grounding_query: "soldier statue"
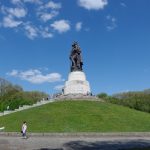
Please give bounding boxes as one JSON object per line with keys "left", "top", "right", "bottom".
{"left": 70, "top": 42, "right": 83, "bottom": 72}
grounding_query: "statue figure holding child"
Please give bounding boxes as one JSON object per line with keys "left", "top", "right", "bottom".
{"left": 70, "top": 42, "right": 83, "bottom": 72}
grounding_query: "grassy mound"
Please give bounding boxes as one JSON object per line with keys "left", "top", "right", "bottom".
{"left": 1, "top": 100, "right": 150, "bottom": 132}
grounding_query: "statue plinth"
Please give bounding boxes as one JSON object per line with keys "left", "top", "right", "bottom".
{"left": 64, "top": 71, "right": 91, "bottom": 95}
{"left": 63, "top": 42, "right": 91, "bottom": 96}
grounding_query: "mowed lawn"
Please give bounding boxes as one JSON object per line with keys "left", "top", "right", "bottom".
{"left": 1, "top": 100, "right": 150, "bottom": 132}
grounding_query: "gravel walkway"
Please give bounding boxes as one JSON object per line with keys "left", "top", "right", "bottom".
{"left": 0, "top": 134, "right": 150, "bottom": 150}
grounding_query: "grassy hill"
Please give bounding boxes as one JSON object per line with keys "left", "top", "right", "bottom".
{"left": 1, "top": 100, "right": 150, "bottom": 132}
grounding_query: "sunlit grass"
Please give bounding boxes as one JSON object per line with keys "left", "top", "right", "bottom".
{"left": 1, "top": 100, "right": 150, "bottom": 132}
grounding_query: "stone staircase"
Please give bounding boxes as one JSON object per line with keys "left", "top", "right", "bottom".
{"left": 0, "top": 95, "right": 100, "bottom": 116}
{"left": 0, "top": 99, "right": 55, "bottom": 117}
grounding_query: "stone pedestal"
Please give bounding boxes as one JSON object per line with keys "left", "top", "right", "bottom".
{"left": 64, "top": 71, "right": 91, "bottom": 95}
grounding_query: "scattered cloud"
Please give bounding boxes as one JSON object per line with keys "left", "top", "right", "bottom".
{"left": 0, "top": 0, "right": 112, "bottom": 39}
{"left": 24, "top": 0, "right": 42, "bottom": 4}
{"left": 40, "top": 27, "right": 53, "bottom": 38}
{"left": 24, "top": 23, "right": 53, "bottom": 39}
{"left": 24, "top": 23, "right": 38, "bottom": 39}
{"left": 7, "top": 69, "right": 63, "bottom": 84}
{"left": 37, "top": 1, "right": 61, "bottom": 22}
{"left": 0, "top": 1, "right": 67, "bottom": 39}
{"left": 120, "top": 2, "right": 127, "bottom": 7}
{"left": 3, "top": 7, "right": 27, "bottom": 18}
{"left": 2, "top": 15, "right": 22, "bottom": 28}
{"left": 106, "top": 15, "right": 117, "bottom": 31}
{"left": 44, "top": 1, "right": 61, "bottom": 9}
{"left": 39, "top": 67, "right": 49, "bottom": 71}
{"left": 75, "top": 22, "right": 82, "bottom": 31}
{"left": 11, "top": 0, "right": 42, "bottom": 5}
{"left": 51, "top": 20, "right": 70, "bottom": 33}
{"left": 8, "top": 69, "right": 18, "bottom": 76}
{"left": 78, "top": 0, "right": 108, "bottom": 10}
{"left": 39, "top": 11, "right": 59, "bottom": 22}
{"left": 84, "top": 27, "right": 90, "bottom": 32}
{"left": 0, "top": 5, "right": 25, "bottom": 28}
{"left": 11, "top": 0, "right": 22, "bottom": 5}
{"left": 54, "top": 85, "right": 64, "bottom": 91}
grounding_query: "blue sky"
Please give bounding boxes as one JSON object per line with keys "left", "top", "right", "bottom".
{"left": 0, "top": 0, "right": 150, "bottom": 95}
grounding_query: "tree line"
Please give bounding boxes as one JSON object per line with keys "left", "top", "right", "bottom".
{"left": 0, "top": 77, "right": 48, "bottom": 112}
{"left": 97, "top": 89, "right": 150, "bottom": 113}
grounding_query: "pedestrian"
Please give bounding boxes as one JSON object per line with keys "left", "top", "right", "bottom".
{"left": 21, "top": 121, "right": 27, "bottom": 139}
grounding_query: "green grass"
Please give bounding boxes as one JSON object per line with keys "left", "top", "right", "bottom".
{"left": 1, "top": 100, "right": 150, "bottom": 132}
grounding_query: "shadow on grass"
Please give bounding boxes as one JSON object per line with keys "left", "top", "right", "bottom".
{"left": 38, "top": 140, "right": 150, "bottom": 150}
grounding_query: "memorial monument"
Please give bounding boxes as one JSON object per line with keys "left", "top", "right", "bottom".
{"left": 64, "top": 42, "right": 91, "bottom": 95}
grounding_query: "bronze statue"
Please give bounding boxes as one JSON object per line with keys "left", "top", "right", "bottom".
{"left": 70, "top": 42, "right": 83, "bottom": 72}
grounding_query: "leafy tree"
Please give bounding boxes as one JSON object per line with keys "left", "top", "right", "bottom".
{"left": 0, "top": 77, "right": 48, "bottom": 112}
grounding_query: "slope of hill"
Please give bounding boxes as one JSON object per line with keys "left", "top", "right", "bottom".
{"left": 1, "top": 100, "right": 150, "bottom": 132}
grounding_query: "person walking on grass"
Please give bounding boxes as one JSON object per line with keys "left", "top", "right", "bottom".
{"left": 21, "top": 121, "right": 27, "bottom": 139}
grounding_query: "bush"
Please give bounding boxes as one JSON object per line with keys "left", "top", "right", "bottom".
{"left": 97, "top": 93, "right": 108, "bottom": 99}
{"left": 104, "top": 90, "right": 150, "bottom": 113}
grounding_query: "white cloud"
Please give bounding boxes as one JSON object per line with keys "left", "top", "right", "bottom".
{"left": 2, "top": 15, "right": 22, "bottom": 28}
{"left": 24, "top": 0, "right": 42, "bottom": 4}
{"left": 45, "top": 1, "right": 61, "bottom": 9}
{"left": 0, "top": 6, "right": 26, "bottom": 28}
{"left": 7, "top": 69, "right": 18, "bottom": 76}
{"left": 75, "top": 22, "right": 82, "bottom": 31}
{"left": 39, "top": 11, "right": 58, "bottom": 22}
{"left": 12, "top": 0, "right": 42, "bottom": 5}
{"left": 24, "top": 23, "right": 53, "bottom": 39}
{"left": 41, "top": 31, "right": 53, "bottom": 38}
{"left": 37, "top": 1, "right": 61, "bottom": 22}
{"left": 38, "top": 1, "right": 61, "bottom": 11}
{"left": 40, "top": 27, "right": 53, "bottom": 38}
{"left": 54, "top": 85, "right": 64, "bottom": 90}
{"left": 51, "top": 20, "right": 70, "bottom": 33}
{"left": 7, "top": 7, "right": 27, "bottom": 18}
{"left": 8, "top": 69, "right": 63, "bottom": 84}
{"left": 106, "top": 15, "right": 117, "bottom": 31}
{"left": 78, "top": 0, "right": 108, "bottom": 10}
{"left": 0, "top": 1, "right": 69, "bottom": 39}
{"left": 24, "top": 24, "right": 38, "bottom": 39}
{"left": 11, "top": 0, "right": 21, "bottom": 5}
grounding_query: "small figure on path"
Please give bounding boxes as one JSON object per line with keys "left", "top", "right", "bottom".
{"left": 21, "top": 121, "right": 27, "bottom": 139}
{"left": 7, "top": 106, "right": 9, "bottom": 110}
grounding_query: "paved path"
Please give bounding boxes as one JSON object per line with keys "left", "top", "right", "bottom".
{"left": 0, "top": 135, "right": 150, "bottom": 150}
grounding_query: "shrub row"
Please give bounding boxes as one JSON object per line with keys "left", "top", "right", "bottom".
{"left": 97, "top": 91, "right": 150, "bottom": 113}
